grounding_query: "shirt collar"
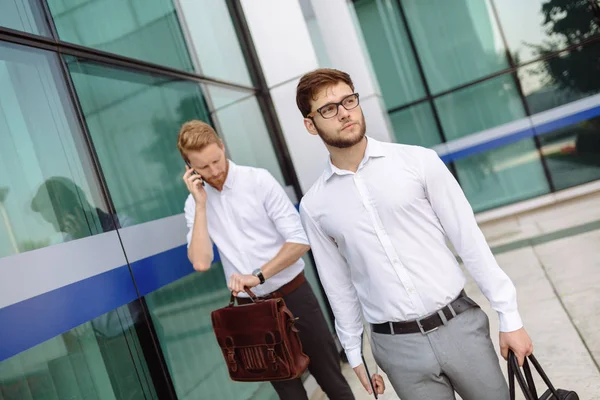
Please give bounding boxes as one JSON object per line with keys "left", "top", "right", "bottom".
{"left": 324, "top": 136, "right": 386, "bottom": 181}
{"left": 223, "top": 160, "right": 237, "bottom": 190}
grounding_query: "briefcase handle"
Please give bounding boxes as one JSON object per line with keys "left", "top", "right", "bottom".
{"left": 508, "top": 351, "right": 560, "bottom": 400}
{"left": 228, "top": 287, "right": 259, "bottom": 307}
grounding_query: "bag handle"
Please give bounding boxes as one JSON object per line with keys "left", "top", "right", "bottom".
{"left": 509, "top": 352, "right": 534, "bottom": 400}
{"left": 508, "top": 351, "right": 560, "bottom": 400}
{"left": 228, "top": 287, "right": 259, "bottom": 307}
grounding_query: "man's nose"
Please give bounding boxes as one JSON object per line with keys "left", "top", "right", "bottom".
{"left": 337, "top": 104, "right": 350, "bottom": 120}
{"left": 209, "top": 165, "right": 220, "bottom": 176}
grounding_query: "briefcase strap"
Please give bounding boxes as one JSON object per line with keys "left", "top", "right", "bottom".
{"left": 235, "top": 272, "right": 306, "bottom": 306}
{"left": 229, "top": 288, "right": 258, "bottom": 307}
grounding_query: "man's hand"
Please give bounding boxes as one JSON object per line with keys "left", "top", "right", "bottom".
{"left": 228, "top": 273, "right": 260, "bottom": 296}
{"left": 183, "top": 166, "right": 207, "bottom": 206}
{"left": 353, "top": 363, "right": 385, "bottom": 395}
{"left": 500, "top": 327, "right": 533, "bottom": 366}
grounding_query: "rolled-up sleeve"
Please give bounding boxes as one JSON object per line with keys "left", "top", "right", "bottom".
{"left": 261, "top": 171, "right": 309, "bottom": 245}
{"left": 300, "top": 202, "right": 364, "bottom": 368}
{"left": 183, "top": 194, "right": 195, "bottom": 248}
{"left": 420, "top": 148, "right": 523, "bottom": 332}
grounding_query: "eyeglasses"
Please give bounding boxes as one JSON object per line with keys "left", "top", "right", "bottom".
{"left": 307, "top": 93, "right": 360, "bottom": 119}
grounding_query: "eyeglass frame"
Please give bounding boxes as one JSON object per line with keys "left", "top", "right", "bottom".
{"left": 306, "top": 93, "right": 360, "bottom": 119}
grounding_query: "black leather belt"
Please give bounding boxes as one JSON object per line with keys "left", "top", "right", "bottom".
{"left": 371, "top": 290, "right": 478, "bottom": 335}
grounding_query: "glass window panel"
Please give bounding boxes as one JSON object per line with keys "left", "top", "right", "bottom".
{"left": 0, "top": 0, "right": 50, "bottom": 36}
{"left": 435, "top": 74, "right": 526, "bottom": 141}
{"left": 493, "top": 0, "right": 600, "bottom": 65}
{"left": 353, "top": 0, "right": 426, "bottom": 108}
{"left": 402, "top": 0, "right": 509, "bottom": 94}
{"left": 145, "top": 264, "right": 277, "bottom": 399}
{"left": 454, "top": 139, "right": 550, "bottom": 212}
{"left": 66, "top": 58, "right": 211, "bottom": 225}
{"left": 519, "top": 42, "right": 600, "bottom": 114}
{"left": 0, "top": 42, "right": 109, "bottom": 259}
{"left": 177, "top": 0, "right": 253, "bottom": 85}
{"left": 539, "top": 115, "right": 600, "bottom": 190}
{"left": 204, "top": 86, "right": 285, "bottom": 186}
{"left": 389, "top": 101, "right": 442, "bottom": 147}
{"left": 0, "top": 303, "right": 157, "bottom": 399}
{"left": 47, "top": 0, "right": 193, "bottom": 71}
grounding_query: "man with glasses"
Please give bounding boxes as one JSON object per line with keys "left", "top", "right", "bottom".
{"left": 297, "top": 68, "right": 533, "bottom": 400}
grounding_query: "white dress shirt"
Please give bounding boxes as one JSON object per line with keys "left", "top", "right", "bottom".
{"left": 299, "top": 137, "right": 523, "bottom": 368}
{"left": 184, "top": 161, "right": 308, "bottom": 297}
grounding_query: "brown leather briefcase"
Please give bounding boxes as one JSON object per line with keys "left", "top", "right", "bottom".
{"left": 211, "top": 288, "right": 310, "bottom": 382}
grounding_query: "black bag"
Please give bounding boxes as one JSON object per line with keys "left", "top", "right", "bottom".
{"left": 508, "top": 351, "right": 579, "bottom": 400}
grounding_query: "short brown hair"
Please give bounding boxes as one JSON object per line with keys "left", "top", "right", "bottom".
{"left": 177, "top": 120, "right": 221, "bottom": 161}
{"left": 296, "top": 68, "right": 354, "bottom": 117}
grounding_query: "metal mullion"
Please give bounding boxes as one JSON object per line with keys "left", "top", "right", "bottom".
{"left": 0, "top": 26, "right": 258, "bottom": 93}
{"left": 387, "top": 97, "right": 430, "bottom": 115}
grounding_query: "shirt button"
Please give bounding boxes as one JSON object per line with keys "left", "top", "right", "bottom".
{"left": 393, "top": 259, "right": 399, "bottom": 264}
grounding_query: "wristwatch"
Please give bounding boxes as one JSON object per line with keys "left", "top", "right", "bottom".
{"left": 252, "top": 268, "right": 265, "bottom": 285}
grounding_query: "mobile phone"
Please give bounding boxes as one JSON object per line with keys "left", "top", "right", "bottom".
{"left": 185, "top": 161, "right": 204, "bottom": 186}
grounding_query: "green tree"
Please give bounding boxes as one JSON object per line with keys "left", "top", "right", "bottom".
{"left": 531, "top": 0, "right": 600, "bottom": 94}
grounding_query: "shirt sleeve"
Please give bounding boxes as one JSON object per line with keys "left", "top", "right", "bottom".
{"left": 183, "top": 194, "right": 195, "bottom": 248}
{"left": 299, "top": 202, "right": 365, "bottom": 368}
{"left": 260, "top": 171, "right": 309, "bottom": 245}
{"left": 419, "top": 148, "right": 523, "bottom": 332}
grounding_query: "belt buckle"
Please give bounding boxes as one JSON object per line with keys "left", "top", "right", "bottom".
{"left": 417, "top": 316, "right": 438, "bottom": 335}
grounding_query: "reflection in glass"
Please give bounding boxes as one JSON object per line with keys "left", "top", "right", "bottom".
{"left": 0, "top": 0, "right": 50, "bottom": 36}
{"left": 146, "top": 264, "right": 277, "bottom": 399}
{"left": 402, "top": 0, "right": 509, "bottom": 93}
{"left": 66, "top": 58, "right": 211, "bottom": 225}
{"left": 0, "top": 42, "right": 108, "bottom": 259}
{"left": 519, "top": 42, "right": 600, "bottom": 114}
{"left": 454, "top": 139, "right": 550, "bottom": 211}
{"left": 493, "top": 0, "right": 599, "bottom": 64}
{"left": 435, "top": 74, "right": 526, "bottom": 141}
{"left": 47, "top": 0, "right": 193, "bottom": 71}
{"left": 389, "top": 101, "right": 442, "bottom": 147}
{"left": 0, "top": 303, "right": 157, "bottom": 399}
{"left": 539, "top": 115, "right": 600, "bottom": 190}
{"left": 353, "top": 0, "right": 426, "bottom": 108}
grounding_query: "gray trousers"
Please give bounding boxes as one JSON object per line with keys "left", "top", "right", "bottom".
{"left": 371, "top": 307, "right": 509, "bottom": 400}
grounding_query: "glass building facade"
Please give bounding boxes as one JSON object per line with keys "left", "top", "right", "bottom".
{"left": 0, "top": 1, "right": 331, "bottom": 399}
{"left": 3, "top": 1, "right": 600, "bottom": 399}
{"left": 353, "top": 0, "right": 600, "bottom": 211}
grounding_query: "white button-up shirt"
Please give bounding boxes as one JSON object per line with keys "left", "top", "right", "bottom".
{"left": 184, "top": 161, "right": 308, "bottom": 297}
{"left": 299, "top": 137, "right": 522, "bottom": 368}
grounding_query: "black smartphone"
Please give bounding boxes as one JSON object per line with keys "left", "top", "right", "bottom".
{"left": 185, "top": 161, "right": 204, "bottom": 186}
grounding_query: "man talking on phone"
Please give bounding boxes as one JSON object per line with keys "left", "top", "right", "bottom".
{"left": 177, "top": 120, "right": 372, "bottom": 399}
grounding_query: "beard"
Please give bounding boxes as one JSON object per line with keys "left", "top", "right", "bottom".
{"left": 315, "top": 113, "right": 367, "bottom": 149}
{"left": 205, "top": 159, "right": 229, "bottom": 190}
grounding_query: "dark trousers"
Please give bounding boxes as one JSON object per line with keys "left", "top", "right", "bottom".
{"left": 271, "top": 281, "right": 354, "bottom": 400}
